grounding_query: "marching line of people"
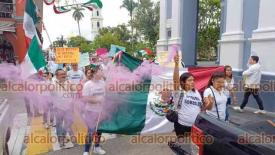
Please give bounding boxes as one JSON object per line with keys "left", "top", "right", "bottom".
{"left": 24, "top": 58, "right": 109, "bottom": 154}
{"left": 22, "top": 50, "right": 266, "bottom": 154}
{"left": 166, "top": 53, "right": 266, "bottom": 145}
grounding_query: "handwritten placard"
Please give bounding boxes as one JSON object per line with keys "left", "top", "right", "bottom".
{"left": 55, "top": 47, "right": 80, "bottom": 64}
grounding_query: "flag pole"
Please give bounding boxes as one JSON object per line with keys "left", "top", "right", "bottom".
{"left": 42, "top": 21, "right": 54, "bottom": 49}
{"left": 89, "top": 110, "right": 102, "bottom": 155}
{"left": 32, "top": 0, "right": 53, "bottom": 49}
{"left": 41, "top": 21, "right": 56, "bottom": 62}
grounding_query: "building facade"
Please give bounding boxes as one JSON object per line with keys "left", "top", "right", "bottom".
{"left": 91, "top": 8, "right": 103, "bottom": 41}
{"left": 219, "top": 0, "right": 275, "bottom": 77}
{"left": 157, "top": 0, "right": 182, "bottom": 52}
{"left": 157, "top": 0, "right": 275, "bottom": 75}
{"left": 0, "top": 0, "right": 43, "bottom": 63}
{"left": 157, "top": 0, "right": 275, "bottom": 112}
{"left": 157, "top": 0, "right": 198, "bottom": 66}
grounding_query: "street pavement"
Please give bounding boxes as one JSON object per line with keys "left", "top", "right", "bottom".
{"left": 43, "top": 107, "right": 275, "bottom": 155}
{"left": 43, "top": 135, "right": 174, "bottom": 155}
{"left": 0, "top": 92, "right": 175, "bottom": 155}
{"left": 1, "top": 90, "right": 275, "bottom": 155}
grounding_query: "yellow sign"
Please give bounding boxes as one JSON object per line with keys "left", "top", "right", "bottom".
{"left": 157, "top": 51, "right": 182, "bottom": 68}
{"left": 55, "top": 47, "right": 80, "bottom": 64}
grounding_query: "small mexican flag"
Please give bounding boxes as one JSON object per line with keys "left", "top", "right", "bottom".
{"left": 82, "top": 0, "right": 103, "bottom": 10}
{"left": 21, "top": 0, "right": 46, "bottom": 79}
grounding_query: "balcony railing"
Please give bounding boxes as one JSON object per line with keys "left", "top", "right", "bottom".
{"left": 0, "top": 2, "right": 14, "bottom": 19}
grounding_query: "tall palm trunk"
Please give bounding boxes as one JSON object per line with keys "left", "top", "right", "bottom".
{"left": 131, "top": 14, "right": 134, "bottom": 52}
{"left": 77, "top": 20, "right": 81, "bottom": 36}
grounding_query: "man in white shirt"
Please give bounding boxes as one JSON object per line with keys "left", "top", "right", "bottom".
{"left": 234, "top": 56, "right": 265, "bottom": 114}
{"left": 67, "top": 63, "right": 84, "bottom": 84}
{"left": 52, "top": 69, "right": 75, "bottom": 148}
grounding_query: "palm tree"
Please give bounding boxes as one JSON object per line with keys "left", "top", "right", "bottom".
{"left": 72, "top": 5, "right": 85, "bottom": 36}
{"left": 120, "top": 0, "right": 138, "bottom": 51}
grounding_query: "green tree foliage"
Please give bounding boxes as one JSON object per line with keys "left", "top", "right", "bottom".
{"left": 120, "top": 0, "right": 138, "bottom": 18}
{"left": 120, "top": 0, "right": 138, "bottom": 51}
{"left": 67, "top": 36, "right": 93, "bottom": 53}
{"left": 92, "top": 24, "right": 150, "bottom": 56}
{"left": 132, "top": 0, "right": 159, "bottom": 47}
{"left": 99, "top": 24, "right": 131, "bottom": 43}
{"left": 91, "top": 32, "right": 126, "bottom": 51}
{"left": 197, "top": 0, "right": 221, "bottom": 60}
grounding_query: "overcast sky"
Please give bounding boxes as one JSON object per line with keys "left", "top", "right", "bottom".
{"left": 42, "top": 0, "right": 159, "bottom": 49}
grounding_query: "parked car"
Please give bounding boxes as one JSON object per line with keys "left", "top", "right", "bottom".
{"left": 170, "top": 112, "right": 275, "bottom": 155}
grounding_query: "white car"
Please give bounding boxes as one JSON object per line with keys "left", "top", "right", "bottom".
{"left": 0, "top": 98, "right": 11, "bottom": 155}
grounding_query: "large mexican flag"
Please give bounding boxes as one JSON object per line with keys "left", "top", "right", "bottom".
{"left": 21, "top": 0, "right": 46, "bottom": 79}
{"left": 98, "top": 52, "right": 174, "bottom": 135}
{"left": 98, "top": 52, "right": 224, "bottom": 135}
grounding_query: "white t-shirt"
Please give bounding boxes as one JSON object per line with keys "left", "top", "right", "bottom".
{"left": 243, "top": 63, "right": 262, "bottom": 89}
{"left": 67, "top": 70, "right": 84, "bottom": 84}
{"left": 204, "top": 86, "right": 227, "bottom": 121}
{"left": 224, "top": 78, "right": 234, "bottom": 98}
{"left": 174, "top": 90, "right": 202, "bottom": 127}
{"left": 82, "top": 80, "right": 105, "bottom": 112}
{"left": 51, "top": 80, "right": 73, "bottom": 111}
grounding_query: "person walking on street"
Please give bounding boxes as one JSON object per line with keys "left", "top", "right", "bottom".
{"left": 42, "top": 72, "right": 54, "bottom": 129}
{"left": 51, "top": 69, "right": 75, "bottom": 148}
{"left": 234, "top": 55, "right": 265, "bottom": 114}
{"left": 82, "top": 66, "right": 106, "bottom": 155}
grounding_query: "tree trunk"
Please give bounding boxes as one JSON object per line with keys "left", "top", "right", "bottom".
{"left": 77, "top": 20, "right": 81, "bottom": 36}
{"left": 131, "top": 14, "right": 134, "bottom": 52}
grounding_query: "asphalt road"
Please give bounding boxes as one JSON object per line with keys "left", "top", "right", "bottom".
{"left": 43, "top": 135, "right": 175, "bottom": 155}
{"left": 0, "top": 92, "right": 175, "bottom": 155}
{"left": 1, "top": 91, "right": 275, "bottom": 155}
{"left": 43, "top": 106, "right": 275, "bottom": 155}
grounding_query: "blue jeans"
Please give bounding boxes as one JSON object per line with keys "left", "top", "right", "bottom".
{"left": 55, "top": 108, "right": 74, "bottom": 143}
{"left": 225, "top": 98, "right": 231, "bottom": 121}
{"left": 24, "top": 96, "right": 39, "bottom": 117}
{"left": 83, "top": 111, "right": 101, "bottom": 152}
{"left": 43, "top": 102, "right": 54, "bottom": 124}
{"left": 84, "top": 129, "right": 102, "bottom": 152}
{"left": 240, "top": 88, "right": 264, "bottom": 110}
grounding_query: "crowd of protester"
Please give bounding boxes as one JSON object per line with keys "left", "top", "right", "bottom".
{"left": 21, "top": 49, "right": 266, "bottom": 154}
